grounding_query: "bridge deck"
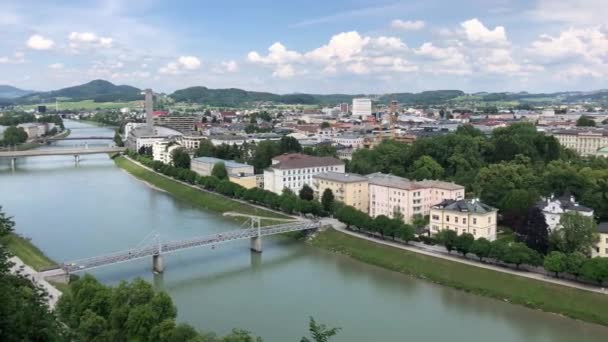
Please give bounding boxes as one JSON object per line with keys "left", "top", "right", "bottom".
{"left": 52, "top": 221, "right": 320, "bottom": 274}
{"left": 46, "top": 136, "right": 114, "bottom": 141}
{"left": 0, "top": 147, "right": 126, "bottom": 158}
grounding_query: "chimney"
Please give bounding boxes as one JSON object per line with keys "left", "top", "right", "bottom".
{"left": 144, "top": 89, "right": 154, "bottom": 134}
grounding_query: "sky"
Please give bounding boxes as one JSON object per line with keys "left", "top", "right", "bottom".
{"left": 0, "top": 0, "right": 607, "bottom": 94}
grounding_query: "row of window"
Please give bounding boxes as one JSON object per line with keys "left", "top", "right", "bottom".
{"left": 285, "top": 166, "right": 340, "bottom": 175}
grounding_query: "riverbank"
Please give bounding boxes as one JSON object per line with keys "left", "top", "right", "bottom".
{"left": 311, "top": 228, "right": 608, "bottom": 327}
{"left": 1, "top": 233, "right": 57, "bottom": 271}
{"left": 1, "top": 128, "right": 71, "bottom": 152}
{"left": 113, "top": 156, "right": 290, "bottom": 221}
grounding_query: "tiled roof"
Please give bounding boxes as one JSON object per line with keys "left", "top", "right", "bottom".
{"left": 192, "top": 156, "right": 251, "bottom": 169}
{"left": 417, "top": 179, "right": 464, "bottom": 191}
{"left": 367, "top": 173, "right": 422, "bottom": 190}
{"left": 433, "top": 199, "right": 496, "bottom": 214}
{"left": 536, "top": 195, "right": 593, "bottom": 213}
{"left": 597, "top": 222, "right": 608, "bottom": 234}
{"left": 270, "top": 153, "right": 343, "bottom": 169}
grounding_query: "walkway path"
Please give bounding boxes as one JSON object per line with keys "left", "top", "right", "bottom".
{"left": 328, "top": 221, "right": 607, "bottom": 295}
{"left": 9, "top": 256, "right": 62, "bottom": 308}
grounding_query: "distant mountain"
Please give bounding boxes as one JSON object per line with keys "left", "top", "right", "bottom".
{"left": 0, "top": 85, "right": 35, "bottom": 99}
{"left": 16, "top": 80, "right": 142, "bottom": 103}
{"left": 169, "top": 87, "right": 464, "bottom": 107}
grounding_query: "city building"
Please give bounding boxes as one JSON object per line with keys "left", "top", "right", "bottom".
{"left": 190, "top": 156, "right": 254, "bottom": 177}
{"left": 340, "top": 103, "right": 349, "bottom": 113}
{"left": 367, "top": 173, "right": 464, "bottom": 223}
{"left": 332, "top": 134, "right": 366, "bottom": 149}
{"left": 153, "top": 116, "right": 198, "bottom": 133}
{"left": 536, "top": 195, "right": 594, "bottom": 232}
{"left": 592, "top": 223, "right": 608, "bottom": 258}
{"left": 124, "top": 122, "right": 145, "bottom": 138}
{"left": 430, "top": 199, "right": 498, "bottom": 241}
{"left": 550, "top": 128, "right": 608, "bottom": 156}
{"left": 17, "top": 123, "right": 46, "bottom": 138}
{"left": 313, "top": 172, "right": 369, "bottom": 213}
{"left": 264, "top": 153, "right": 345, "bottom": 194}
{"left": 352, "top": 98, "right": 372, "bottom": 120}
{"left": 152, "top": 140, "right": 182, "bottom": 165}
{"left": 182, "top": 134, "right": 207, "bottom": 150}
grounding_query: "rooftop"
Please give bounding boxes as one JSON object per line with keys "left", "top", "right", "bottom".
{"left": 367, "top": 173, "right": 422, "bottom": 190}
{"left": 536, "top": 195, "right": 593, "bottom": 213}
{"left": 433, "top": 199, "right": 496, "bottom": 214}
{"left": 313, "top": 172, "right": 368, "bottom": 183}
{"left": 417, "top": 179, "right": 465, "bottom": 191}
{"left": 598, "top": 222, "right": 608, "bottom": 234}
{"left": 192, "top": 156, "right": 251, "bottom": 169}
{"left": 270, "top": 153, "right": 343, "bottom": 170}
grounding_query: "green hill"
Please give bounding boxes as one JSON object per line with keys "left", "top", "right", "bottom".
{"left": 16, "top": 80, "right": 142, "bottom": 103}
{"left": 0, "top": 85, "right": 34, "bottom": 99}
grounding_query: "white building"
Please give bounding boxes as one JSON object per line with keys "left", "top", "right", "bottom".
{"left": 182, "top": 134, "right": 207, "bottom": 150}
{"left": 125, "top": 122, "right": 145, "bottom": 139}
{"left": 152, "top": 140, "right": 182, "bottom": 165}
{"left": 536, "top": 195, "right": 594, "bottom": 232}
{"left": 352, "top": 98, "right": 372, "bottom": 120}
{"left": 264, "top": 153, "right": 345, "bottom": 194}
{"left": 332, "top": 134, "right": 365, "bottom": 149}
{"left": 430, "top": 199, "right": 498, "bottom": 241}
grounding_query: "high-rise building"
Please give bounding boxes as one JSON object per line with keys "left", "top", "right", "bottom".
{"left": 352, "top": 98, "right": 372, "bottom": 119}
{"left": 340, "top": 103, "right": 349, "bottom": 113}
{"left": 144, "top": 89, "right": 154, "bottom": 134}
{"left": 390, "top": 100, "right": 398, "bottom": 114}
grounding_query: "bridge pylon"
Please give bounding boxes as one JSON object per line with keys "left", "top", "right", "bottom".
{"left": 152, "top": 233, "right": 165, "bottom": 273}
{"left": 250, "top": 217, "right": 262, "bottom": 253}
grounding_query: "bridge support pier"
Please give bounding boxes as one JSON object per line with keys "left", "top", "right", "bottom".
{"left": 74, "top": 154, "right": 80, "bottom": 164}
{"left": 10, "top": 157, "right": 16, "bottom": 170}
{"left": 250, "top": 236, "right": 262, "bottom": 253}
{"left": 152, "top": 254, "right": 164, "bottom": 273}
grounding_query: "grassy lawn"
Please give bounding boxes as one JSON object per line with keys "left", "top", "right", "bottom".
{"left": 1, "top": 233, "right": 57, "bottom": 271}
{"left": 311, "top": 228, "right": 608, "bottom": 327}
{"left": 114, "top": 156, "right": 290, "bottom": 222}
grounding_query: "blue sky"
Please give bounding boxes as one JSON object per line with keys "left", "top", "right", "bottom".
{"left": 0, "top": 0, "right": 606, "bottom": 94}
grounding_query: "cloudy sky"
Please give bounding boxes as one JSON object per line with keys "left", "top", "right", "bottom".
{"left": 0, "top": 0, "right": 606, "bottom": 94}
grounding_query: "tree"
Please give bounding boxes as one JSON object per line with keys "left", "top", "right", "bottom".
{"left": 320, "top": 121, "right": 331, "bottom": 129}
{"left": 3, "top": 125, "right": 28, "bottom": 145}
{"left": 211, "top": 162, "right": 228, "bottom": 180}
{"left": 301, "top": 316, "right": 340, "bottom": 342}
{"left": 500, "top": 189, "right": 537, "bottom": 233}
{"left": 437, "top": 230, "right": 458, "bottom": 253}
{"left": 580, "top": 257, "right": 608, "bottom": 284}
{"left": 411, "top": 214, "right": 429, "bottom": 232}
{"left": 565, "top": 252, "right": 586, "bottom": 279}
{"left": 501, "top": 242, "right": 541, "bottom": 268}
{"left": 470, "top": 238, "right": 492, "bottom": 261}
{"left": 552, "top": 212, "right": 599, "bottom": 255}
{"left": 518, "top": 206, "right": 549, "bottom": 254}
{"left": 576, "top": 115, "right": 596, "bottom": 127}
{"left": 195, "top": 139, "right": 216, "bottom": 157}
{"left": 0, "top": 206, "right": 14, "bottom": 236}
{"left": 171, "top": 148, "right": 191, "bottom": 169}
{"left": 299, "top": 184, "right": 314, "bottom": 201}
{"left": 409, "top": 155, "right": 444, "bottom": 180}
{"left": 335, "top": 205, "right": 370, "bottom": 230}
{"left": 113, "top": 130, "right": 124, "bottom": 147}
{"left": 250, "top": 140, "right": 280, "bottom": 173}
{"left": 321, "top": 189, "right": 335, "bottom": 213}
{"left": 544, "top": 251, "right": 567, "bottom": 277}
{"left": 279, "top": 136, "right": 302, "bottom": 154}
{"left": 454, "top": 233, "right": 475, "bottom": 256}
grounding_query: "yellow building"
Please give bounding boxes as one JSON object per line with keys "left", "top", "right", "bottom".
{"left": 592, "top": 223, "right": 608, "bottom": 257}
{"left": 229, "top": 174, "right": 258, "bottom": 189}
{"left": 313, "top": 172, "right": 369, "bottom": 213}
{"left": 430, "top": 198, "right": 498, "bottom": 241}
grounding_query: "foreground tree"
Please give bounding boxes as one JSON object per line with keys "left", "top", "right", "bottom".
{"left": 171, "top": 148, "right": 191, "bottom": 169}
{"left": 211, "top": 162, "right": 228, "bottom": 180}
{"left": 544, "top": 251, "right": 567, "bottom": 277}
{"left": 3, "top": 125, "right": 28, "bottom": 145}
{"left": 409, "top": 155, "right": 444, "bottom": 181}
{"left": 437, "top": 230, "right": 458, "bottom": 253}
{"left": 552, "top": 212, "right": 599, "bottom": 255}
{"left": 195, "top": 139, "right": 216, "bottom": 157}
{"left": 321, "top": 189, "right": 335, "bottom": 213}
{"left": 113, "top": 130, "right": 124, "bottom": 147}
{"left": 301, "top": 317, "right": 340, "bottom": 342}
{"left": 576, "top": 115, "right": 596, "bottom": 127}
{"left": 454, "top": 233, "right": 475, "bottom": 256}
{"left": 299, "top": 184, "right": 314, "bottom": 201}
{"left": 518, "top": 206, "right": 550, "bottom": 254}
{"left": 470, "top": 238, "right": 492, "bottom": 261}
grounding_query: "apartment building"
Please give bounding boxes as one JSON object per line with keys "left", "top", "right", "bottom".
{"left": 536, "top": 195, "right": 594, "bottom": 232}
{"left": 352, "top": 98, "right": 372, "bottom": 120}
{"left": 551, "top": 128, "right": 608, "bottom": 156}
{"left": 182, "top": 134, "right": 207, "bottom": 150}
{"left": 430, "top": 198, "right": 498, "bottom": 241}
{"left": 264, "top": 153, "right": 344, "bottom": 194}
{"left": 190, "top": 156, "right": 254, "bottom": 177}
{"left": 153, "top": 116, "right": 198, "bottom": 133}
{"left": 592, "top": 223, "right": 608, "bottom": 258}
{"left": 332, "top": 134, "right": 366, "bottom": 149}
{"left": 152, "top": 140, "right": 182, "bottom": 165}
{"left": 367, "top": 173, "right": 464, "bottom": 223}
{"left": 313, "top": 172, "right": 368, "bottom": 213}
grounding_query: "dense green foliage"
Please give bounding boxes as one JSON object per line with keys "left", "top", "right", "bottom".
{"left": 171, "top": 148, "right": 191, "bottom": 169}
{"left": 1, "top": 126, "right": 28, "bottom": 145}
{"left": 550, "top": 212, "right": 599, "bottom": 256}
{"left": 576, "top": 115, "right": 596, "bottom": 127}
{"left": 0, "top": 207, "right": 66, "bottom": 341}
{"left": 211, "top": 162, "right": 228, "bottom": 180}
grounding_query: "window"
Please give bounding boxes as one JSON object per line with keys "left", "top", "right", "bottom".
{"left": 463, "top": 218, "right": 467, "bottom": 224}
{"left": 432, "top": 215, "right": 439, "bottom": 220}
{"left": 473, "top": 218, "right": 477, "bottom": 224}
{"left": 488, "top": 217, "right": 491, "bottom": 223}
{"left": 473, "top": 229, "right": 476, "bottom": 236}
{"left": 455, "top": 217, "right": 459, "bottom": 223}
{"left": 446, "top": 215, "right": 450, "bottom": 222}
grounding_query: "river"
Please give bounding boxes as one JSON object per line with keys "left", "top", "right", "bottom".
{"left": 1, "top": 120, "right": 607, "bottom": 341}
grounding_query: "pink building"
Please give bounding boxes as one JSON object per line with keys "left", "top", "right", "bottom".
{"left": 368, "top": 173, "right": 465, "bottom": 223}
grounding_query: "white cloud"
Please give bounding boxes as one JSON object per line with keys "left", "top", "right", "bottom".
{"left": 415, "top": 42, "right": 471, "bottom": 75}
{"left": 247, "top": 42, "right": 301, "bottom": 64}
{"left": 49, "top": 63, "right": 64, "bottom": 69}
{"left": 529, "top": 28, "right": 608, "bottom": 62}
{"left": 373, "top": 36, "right": 407, "bottom": 50}
{"left": 213, "top": 60, "right": 239, "bottom": 74}
{"left": 305, "top": 31, "right": 370, "bottom": 63}
{"left": 26, "top": 34, "right": 54, "bottom": 50}
{"left": 177, "top": 56, "right": 201, "bottom": 70}
{"left": 272, "top": 64, "right": 295, "bottom": 78}
{"left": 530, "top": 0, "right": 608, "bottom": 25}
{"left": 69, "top": 32, "right": 113, "bottom": 49}
{"left": 159, "top": 55, "right": 202, "bottom": 74}
{"left": 461, "top": 18, "right": 508, "bottom": 45}
{"left": 0, "top": 57, "right": 9, "bottom": 63}
{"left": 391, "top": 19, "right": 425, "bottom": 31}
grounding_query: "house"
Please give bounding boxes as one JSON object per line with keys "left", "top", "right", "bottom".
{"left": 313, "top": 172, "right": 369, "bottom": 213}
{"left": 536, "top": 195, "right": 594, "bottom": 231}
{"left": 190, "top": 156, "right": 254, "bottom": 177}
{"left": 592, "top": 223, "right": 608, "bottom": 258}
{"left": 367, "top": 173, "right": 465, "bottom": 223}
{"left": 263, "top": 153, "right": 344, "bottom": 194}
{"left": 430, "top": 198, "right": 498, "bottom": 241}
{"left": 152, "top": 140, "right": 182, "bottom": 165}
